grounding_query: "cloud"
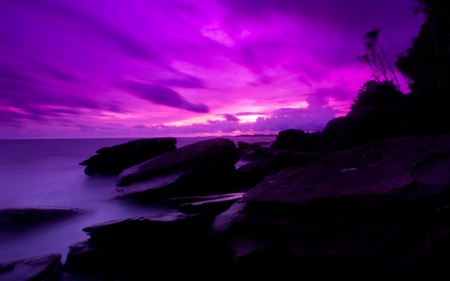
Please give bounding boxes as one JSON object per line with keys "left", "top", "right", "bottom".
{"left": 222, "top": 114, "right": 240, "bottom": 122}
{"left": 157, "top": 76, "right": 206, "bottom": 89}
{"left": 120, "top": 81, "right": 210, "bottom": 113}
{"left": 235, "top": 112, "right": 267, "bottom": 116}
{"left": 127, "top": 99, "right": 338, "bottom": 136}
{"left": 28, "top": 60, "right": 81, "bottom": 83}
{"left": 23, "top": 0, "right": 159, "bottom": 61}
{"left": 0, "top": 0, "right": 423, "bottom": 138}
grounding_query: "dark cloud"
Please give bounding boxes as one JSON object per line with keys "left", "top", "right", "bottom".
{"left": 0, "top": 62, "right": 100, "bottom": 122}
{"left": 120, "top": 81, "right": 210, "bottom": 113}
{"left": 0, "top": 110, "right": 26, "bottom": 127}
{"left": 222, "top": 114, "right": 240, "bottom": 122}
{"left": 221, "top": 0, "right": 416, "bottom": 31}
{"left": 222, "top": 0, "right": 421, "bottom": 68}
{"left": 29, "top": 60, "right": 81, "bottom": 83}
{"left": 158, "top": 76, "right": 206, "bottom": 89}
{"left": 23, "top": 0, "right": 158, "bottom": 61}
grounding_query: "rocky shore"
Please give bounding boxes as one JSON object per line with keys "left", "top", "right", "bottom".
{"left": 3, "top": 101, "right": 450, "bottom": 280}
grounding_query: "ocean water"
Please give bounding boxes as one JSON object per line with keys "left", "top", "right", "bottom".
{"left": 0, "top": 136, "right": 275, "bottom": 270}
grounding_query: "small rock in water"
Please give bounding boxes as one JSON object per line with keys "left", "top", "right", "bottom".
{"left": 0, "top": 253, "right": 62, "bottom": 281}
{"left": 0, "top": 206, "right": 88, "bottom": 231}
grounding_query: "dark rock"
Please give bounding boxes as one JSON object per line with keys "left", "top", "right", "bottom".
{"left": 240, "top": 147, "right": 270, "bottom": 161}
{"left": 0, "top": 206, "right": 87, "bottom": 231}
{"left": 0, "top": 253, "right": 62, "bottom": 281}
{"left": 106, "top": 138, "right": 240, "bottom": 201}
{"left": 178, "top": 193, "right": 244, "bottom": 214}
{"left": 212, "top": 135, "right": 450, "bottom": 280}
{"left": 270, "top": 129, "right": 320, "bottom": 152}
{"left": 168, "top": 193, "right": 245, "bottom": 204}
{"left": 319, "top": 98, "right": 450, "bottom": 154}
{"left": 236, "top": 159, "right": 275, "bottom": 188}
{"left": 64, "top": 211, "right": 235, "bottom": 280}
{"left": 262, "top": 148, "right": 289, "bottom": 158}
{"left": 318, "top": 116, "right": 346, "bottom": 154}
{"left": 238, "top": 149, "right": 316, "bottom": 189}
{"left": 251, "top": 141, "right": 273, "bottom": 147}
{"left": 237, "top": 141, "right": 261, "bottom": 150}
{"left": 80, "top": 137, "right": 177, "bottom": 176}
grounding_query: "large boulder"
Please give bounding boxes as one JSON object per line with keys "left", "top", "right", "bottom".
{"left": 107, "top": 138, "right": 240, "bottom": 201}
{"left": 212, "top": 135, "right": 450, "bottom": 280}
{"left": 79, "top": 137, "right": 177, "bottom": 176}
{"left": 270, "top": 129, "right": 320, "bottom": 152}
{"left": 0, "top": 253, "right": 62, "bottom": 281}
{"left": 64, "top": 211, "right": 236, "bottom": 280}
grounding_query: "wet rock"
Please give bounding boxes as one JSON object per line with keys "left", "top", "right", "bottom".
{"left": 106, "top": 138, "right": 240, "bottom": 201}
{"left": 212, "top": 135, "right": 450, "bottom": 280}
{"left": 0, "top": 253, "right": 62, "bottom": 281}
{"left": 64, "top": 211, "right": 235, "bottom": 280}
{"left": 169, "top": 193, "right": 245, "bottom": 204}
{"left": 270, "top": 129, "right": 320, "bottom": 152}
{"left": 0, "top": 206, "right": 87, "bottom": 231}
{"left": 177, "top": 193, "right": 244, "bottom": 214}
{"left": 80, "top": 137, "right": 177, "bottom": 176}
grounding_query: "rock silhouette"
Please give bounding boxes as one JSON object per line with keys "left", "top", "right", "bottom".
{"left": 80, "top": 137, "right": 177, "bottom": 176}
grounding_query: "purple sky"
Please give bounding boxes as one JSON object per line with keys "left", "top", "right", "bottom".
{"left": 0, "top": 0, "right": 423, "bottom": 139}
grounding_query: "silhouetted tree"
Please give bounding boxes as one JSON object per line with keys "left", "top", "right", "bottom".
{"left": 396, "top": 0, "right": 450, "bottom": 97}
{"left": 351, "top": 80, "right": 403, "bottom": 110}
{"left": 358, "top": 29, "right": 400, "bottom": 88}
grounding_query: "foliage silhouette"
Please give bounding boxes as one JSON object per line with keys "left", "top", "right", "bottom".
{"left": 358, "top": 29, "right": 400, "bottom": 88}
{"left": 396, "top": 0, "right": 450, "bottom": 97}
{"left": 351, "top": 80, "right": 403, "bottom": 110}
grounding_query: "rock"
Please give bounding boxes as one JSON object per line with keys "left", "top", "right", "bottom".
{"left": 237, "top": 141, "right": 261, "bottom": 150}
{"left": 80, "top": 137, "right": 177, "bottom": 176}
{"left": 0, "top": 206, "right": 87, "bottom": 231}
{"left": 236, "top": 159, "right": 275, "bottom": 188}
{"left": 251, "top": 141, "right": 273, "bottom": 147}
{"left": 237, "top": 150, "right": 316, "bottom": 189}
{"left": 270, "top": 129, "right": 320, "bottom": 152}
{"left": 64, "top": 211, "right": 235, "bottom": 280}
{"left": 239, "top": 147, "right": 270, "bottom": 161}
{"left": 169, "top": 193, "right": 245, "bottom": 204}
{"left": 177, "top": 193, "right": 244, "bottom": 214}
{"left": 212, "top": 135, "right": 450, "bottom": 280}
{"left": 318, "top": 116, "right": 346, "bottom": 154}
{"left": 107, "top": 138, "right": 240, "bottom": 201}
{"left": 0, "top": 253, "right": 62, "bottom": 281}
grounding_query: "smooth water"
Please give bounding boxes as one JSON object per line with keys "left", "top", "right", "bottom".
{"left": 0, "top": 136, "right": 275, "bottom": 267}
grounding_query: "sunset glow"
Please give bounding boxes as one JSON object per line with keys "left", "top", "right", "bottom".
{"left": 0, "top": 0, "right": 423, "bottom": 138}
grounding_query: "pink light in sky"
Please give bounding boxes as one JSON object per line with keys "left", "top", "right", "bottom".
{"left": 0, "top": 0, "right": 423, "bottom": 138}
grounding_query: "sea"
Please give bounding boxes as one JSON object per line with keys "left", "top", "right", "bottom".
{"left": 0, "top": 136, "right": 275, "bottom": 273}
